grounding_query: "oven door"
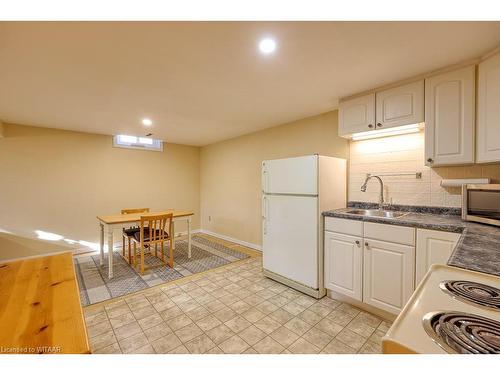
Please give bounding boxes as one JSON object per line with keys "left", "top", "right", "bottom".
{"left": 462, "top": 184, "right": 500, "bottom": 226}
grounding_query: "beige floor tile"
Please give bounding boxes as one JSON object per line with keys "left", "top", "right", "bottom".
{"left": 93, "top": 342, "right": 122, "bottom": 354}
{"left": 270, "top": 326, "right": 299, "bottom": 348}
{"left": 315, "top": 318, "right": 344, "bottom": 337}
{"left": 241, "top": 307, "right": 266, "bottom": 323}
{"left": 87, "top": 320, "right": 113, "bottom": 338}
{"left": 206, "top": 346, "right": 224, "bottom": 354}
{"left": 106, "top": 304, "right": 131, "bottom": 319}
{"left": 326, "top": 310, "right": 355, "bottom": 327}
{"left": 131, "top": 344, "right": 156, "bottom": 354}
{"left": 287, "top": 337, "right": 320, "bottom": 354}
{"left": 318, "top": 297, "right": 341, "bottom": 309}
{"left": 321, "top": 339, "right": 357, "bottom": 354}
{"left": 150, "top": 333, "right": 183, "bottom": 353}
{"left": 268, "top": 308, "right": 294, "bottom": 325}
{"left": 185, "top": 306, "right": 210, "bottom": 321}
{"left": 357, "top": 311, "right": 382, "bottom": 328}
{"left": 119, "top": 332, "right": 149, "bottom": 354}
{"left": 346, "top": 318, "right": 376, "bottom": 338}
{"left": 206, "top": 324, "right": 235, "bottom": 344}
{"left": 298, "top": 309, "right": 323, "bottom": 325}
{"left": 132, "top": 304, "right": 158, "bottom": 320}
{"left": 282, "top": 301, "right": 307, "bottom": 316}
{"left": 224, "top": 316, "right": 251, "bottom": 333}
{"left": 114, "top": 321, "right": 142, "bottom": 341}
{"left": 336, "top": 328, "right": 367, "bottom": 350}
{"left": 169, "top": 345, "right": 190, "bottom": 354}
{"left": 377, "top": 321, "right": 393, "bottom": 333}
{"left": 143, "top": 322, "right": 173, "bottom": 342}
{"left": 160, "top": 305, "right": 184, "bottom": 320}
{"left": 213, "top": 306, "right": 237, "bottom": 322}
{"left": 254, "top": 316, "right": 282, "bottom": 335}
{"left": 284, "top": 317, "right": 312, "bottom": 336}
{"left": 302, "top": 327, "right": 333, "bottom": 350}
{"left": 175, "top": 323, "right": 204, "bottom": 343}
{"left": 204, "top": 299, "right": 226, "bottom": 313}
{"left": 358, "top": 339, "right": 382, "bottom": 354}
{"left": 243, "top": 294, "right": 266, "bottom": 306}
{"left": 270, "top": 295, "right": 291, "bottom": 307}
{"left": 218, "top": 335, "right": 250, "bottom": 354}
{"left": 307, "top": 303, "right": 333, "bottom": 318}
{"left": 255, "top": 300, "right": 280, "bottom": 314}
{"left": 229, "top": 300, "right": 251, "bottom": 314}
{"left": 166, "top": 313, "right": 193, "bottom": 331}
{"left": 219, "top": 293, "right": 240, "bottom": 306}
{"left": 84, "top": 305, "right": 104, "bottom": 317}
{"left": 109, "top": 311, "right": 136, "bottom": 329}
{"left": 138, "top": 312, "right": 163, "bottom": 331}
{"left": 368, "top": 329, "right": 386, "bottom": 345}
{"left": 294, "top": 295, "right": 317, "bottom": 308}
{"left": 90, "top": 331, "right": 117, "bottom": 352}
{"left": 337, "top": 303, "right": 361, "bottom": 317}
{"left": 195, "top": 314, "right": 223, "bottom": 331}
{"left": 185, "top": 334, "right": 216, "bottom": 353}
{"left": 242, "top": 347, "right": 258, "bottom": 354}
{"left": 85, "top": 311, "right": 108, "bottom": 327}
{"left": 252, "top": 336, "right": 285, "bottom": 354}
{"left": 238, "top": 325, "right": 267, "bottom": 346}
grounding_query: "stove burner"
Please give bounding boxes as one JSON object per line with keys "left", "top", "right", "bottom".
{"left": 440, "top": 280, "right": 500, "bottom": 310}
{"left": 423, "top": 311, "right": 500, "bottom": 354}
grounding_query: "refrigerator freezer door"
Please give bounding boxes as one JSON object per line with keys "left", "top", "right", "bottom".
{"left": 262, "top": 194, "right": 318, "bottom": 289}
{"left": 262, "top": 155, "right": 318, "bottom": 195}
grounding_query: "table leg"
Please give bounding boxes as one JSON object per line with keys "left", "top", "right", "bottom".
{"left": 171, "top": 221, "right": 175, "bottom": 251}
{"left": 99, "top": 223, "right": 104, "bottom": 266}
{"left": 187, "top": 217, "right": 192, "bottom": 258}
{"left": 107, "top": 227, "right": 114, "bottom": 279}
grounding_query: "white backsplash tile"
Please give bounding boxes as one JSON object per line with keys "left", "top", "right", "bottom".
{"left": 348, "top": 130, "right": 500, "bottom": 208}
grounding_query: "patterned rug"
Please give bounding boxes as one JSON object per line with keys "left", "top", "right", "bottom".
{"left": 74, "top": 235, "right": 249, "bottom": 306}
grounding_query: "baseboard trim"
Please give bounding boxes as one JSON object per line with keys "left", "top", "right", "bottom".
{"left": 198, "top": 229, "right": 262, "bottom": 251}
{"left": 174, "top": 229, "right": 202, "bottom": 238}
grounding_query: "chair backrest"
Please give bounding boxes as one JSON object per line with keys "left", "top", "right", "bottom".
{"left": 139, "top": 213, "right": 173, "bottom": 243}
{"left": 121, "top": 208, "right": 150, "bottom": 215}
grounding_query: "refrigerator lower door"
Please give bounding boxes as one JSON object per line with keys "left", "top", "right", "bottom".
{"left": 262, "top": 194, "right": 318, "bottom": 289}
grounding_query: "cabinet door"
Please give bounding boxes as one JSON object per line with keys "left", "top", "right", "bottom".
{"left": 324, "top": 232, "right": 363, "bottom": 301}
{"left": 363, "top": 239, "right": 415, "bottom": 315}
{"left": 477, "top": 52, "right": 500, "bottom": 163}
{"left": 425, "top": 66, "right": 475, "bottom": 166}
{"left": 416, "top": 229, "right": 460, "bottom": 285}
{"left": 338, "top": 93, "right": 375, "bottom": 136}
{"left": 376, "top": 81, "right": 424, "bottom": 130}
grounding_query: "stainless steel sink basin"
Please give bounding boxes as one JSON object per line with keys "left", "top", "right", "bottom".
{"left": 345, "top": 209, "right": 407, "bottom": 218}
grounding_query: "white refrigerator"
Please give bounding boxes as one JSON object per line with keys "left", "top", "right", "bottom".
{"left": 262, "top": 155, "right": 346, "bottom": 298}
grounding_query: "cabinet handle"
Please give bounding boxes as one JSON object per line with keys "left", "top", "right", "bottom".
{"left": 355, "top": 240, "right": 360, "bottom": 246}
{"left": 368, "top": 124, "right": 374, "bottom": 129}
{"left": 365, "top": 242, "right": 369, "bottom": 247}
{"left": 376, "top": 123, "right": 383, "bottom": 127}
{"left": 427, "top": 158, "right": 433, "bottom": 163}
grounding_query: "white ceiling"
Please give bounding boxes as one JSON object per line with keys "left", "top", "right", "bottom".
{"left": 1, "top": 22, "right": 500, "bottom": 146}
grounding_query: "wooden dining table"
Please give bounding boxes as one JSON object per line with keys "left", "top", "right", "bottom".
{"left": 97, "top": 210, "right": 194, "bottom": 279}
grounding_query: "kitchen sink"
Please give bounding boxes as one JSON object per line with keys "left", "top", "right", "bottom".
{"left": 345, "top": 209, "right": 407, "bottom": 218}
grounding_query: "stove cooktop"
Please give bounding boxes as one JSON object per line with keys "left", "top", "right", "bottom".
{"left": 423, "top": 311, "right": 500, "bottom": 354}
{"left": 440, "top": 280, "right": 500, "bottom": 310}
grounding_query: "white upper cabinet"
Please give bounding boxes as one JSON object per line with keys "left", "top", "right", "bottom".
{"left": 477, "top": 52, "right": 500, "bottom": 163}
{"left": 375, "top": 80, "right": 424, "bottom": 130}
{"left": 424, "top": 66, "right": 475, "bottom": 166}
{"left": 338, "top": 93, "right": 375, "bottom": 136}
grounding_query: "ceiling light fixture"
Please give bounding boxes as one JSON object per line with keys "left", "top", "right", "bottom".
{"left": 258, "top": 38, "right": 277, "bottom": 54}
{"left": 351, "top": 123, "right": 422, "bottom": 141}
{"left": 142, "top": 118, "right": 153, "bottom": 126}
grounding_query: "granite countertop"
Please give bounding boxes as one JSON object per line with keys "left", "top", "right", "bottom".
{"left": 322, "top": 202, "right": 500, "bottom": 277}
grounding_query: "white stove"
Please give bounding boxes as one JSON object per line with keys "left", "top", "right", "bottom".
{"left": 382, "top": 264, "right": 500, "bottom": 354}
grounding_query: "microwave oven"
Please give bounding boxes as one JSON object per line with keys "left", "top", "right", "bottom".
{"left": 462, "top": 184, "right": 500, "bottom": 227}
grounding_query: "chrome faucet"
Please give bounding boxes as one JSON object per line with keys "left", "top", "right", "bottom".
{"left": 361, "top": 174, "right": 386, "bottom": 210}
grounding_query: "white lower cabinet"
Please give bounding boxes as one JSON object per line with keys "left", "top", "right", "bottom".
{"left": 324, "top": 231, "right": 363, "bottom": 301}
{"left": 362, "top": 239, "right": 415, "bottom": 315}
{"left": 415, "top": 228, "right": 460, "bottom": 285}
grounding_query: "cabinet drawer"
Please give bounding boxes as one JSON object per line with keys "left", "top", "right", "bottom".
{"left": 364, "top": 222, "right": 415, "bottom": 246}
{"left": 325, "top": 217, "right": 363, "bottom": 237}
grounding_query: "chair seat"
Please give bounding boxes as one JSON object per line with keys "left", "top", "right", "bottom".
{"left": 123, "top": 227, "right": 141, "bottom": 236}
{"left": 133, "top": 229, "right": 169, "bottom": 242}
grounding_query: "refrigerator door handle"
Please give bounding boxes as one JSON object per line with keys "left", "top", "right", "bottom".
{"left": 262, "top": 196, "right": 268, "bottom": 235}
{"left": 262, "top": 169, "right": 269, "bottom": 193}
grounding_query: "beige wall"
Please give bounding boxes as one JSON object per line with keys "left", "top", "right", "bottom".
{"left": 0, "top": 124, "right": 200, "bottom": 255}
{"left": 200, "top": 111, "right": 348, "bottom": 247}
{"left": 349, "top": 130, "right": 500, "bottom": 206}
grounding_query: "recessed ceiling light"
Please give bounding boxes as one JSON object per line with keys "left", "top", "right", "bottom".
{"left": 258, "top": 38, "right": 277, "bottom": 54}
{"left": 142, "top": 118, "right": 153, "bottom": 126}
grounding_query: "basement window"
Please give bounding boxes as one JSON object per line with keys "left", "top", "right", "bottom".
{"left": 113, "top": 135, "right": 163, "bottom": 151}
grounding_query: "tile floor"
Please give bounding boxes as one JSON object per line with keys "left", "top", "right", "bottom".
{"left": 84, "top": 237, "right": 391, "bottom": 354}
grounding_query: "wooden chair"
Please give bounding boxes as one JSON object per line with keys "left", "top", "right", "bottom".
{"left": 131, "top": 213, "right": 174, "bottom": 275}
{"left": 121, "top": 208, "right": 150, "bottom": 264}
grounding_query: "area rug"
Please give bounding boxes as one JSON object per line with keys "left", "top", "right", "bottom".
{"left": 74, "top": 235, "right": 250, "bottom": 306}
